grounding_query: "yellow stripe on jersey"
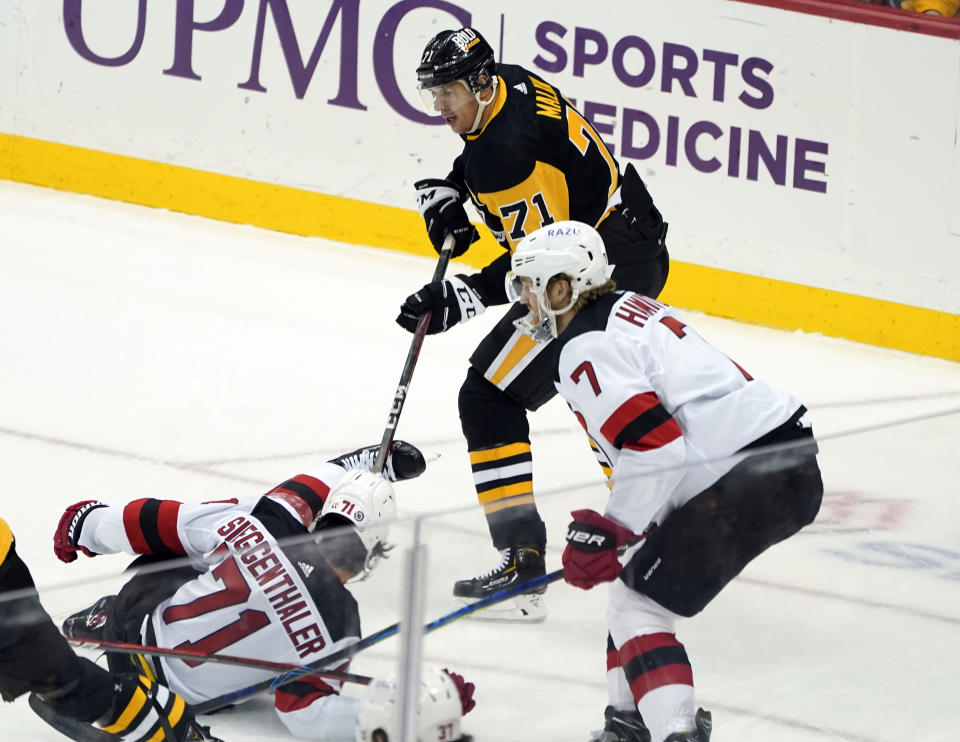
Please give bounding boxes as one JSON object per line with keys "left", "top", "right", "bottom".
{"left": 168, "top": 693, "right": 186, "bottom": 728}
{"left": 483, "top": 496, "right": 536, "bottom": 515}
{"left": 469, "top": 442, "right": 531, "bottom": 465}
{"left": 566, "top": 103, "right": 619, "bottom": 203}
{"left": 477, "top": 162, "right": 570, "bottom": 251}
{"left": 103, "top": 684, "right": 148, "bottom": 734}
{"left": 0, "top": 518, "right": 13, "bottom": 566}
{"left": 141, "top": 694, "right": 186, "bottom": 742}
{"left": 489, "top": 334, "right": 539, "bottom": 386}
{"left": 135, "top": 653, "right": 157, "bottom": 682}
{"left": 476, "top": 481, "right": 534, "bottom": 506}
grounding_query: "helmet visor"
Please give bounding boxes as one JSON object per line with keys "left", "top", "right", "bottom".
{"left": 418, "top": 79, "right": 476, "bottom": 115}
{"left": 506, "top": 272, "right": 556, "bottom": 343}
{"left": 505, "top": 271, "right": 526, "bottom": 304}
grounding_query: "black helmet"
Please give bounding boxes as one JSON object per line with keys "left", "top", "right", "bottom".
{"left": 416, "top": 27, "right": 496, "bottom": 93}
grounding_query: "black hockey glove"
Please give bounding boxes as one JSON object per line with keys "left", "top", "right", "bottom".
{"left": 329, "top": 440, "right": 426, "bottom": 482}
{"left": 396, "top": 276, "right": 486, "bottom": 335}
{"left": 414, "top": 178, "right": 480, "bottom": 258}
{"left": 619, "top": 163, "right": 668, "bottom": 244}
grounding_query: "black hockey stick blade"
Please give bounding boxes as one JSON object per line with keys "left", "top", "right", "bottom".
{"left": 194, "top": 567, "right": 564, "bottom": 715}
{"left": 29, "top": 693, "right": 113, "bottom": 742}
{"left": 372, "top": 232, "right": 455, "bottom": 474}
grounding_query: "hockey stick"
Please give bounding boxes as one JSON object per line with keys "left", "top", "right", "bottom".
{"left": 372, "top": 232, "right": 455, "bottom": 474}
{"left": 195, "top": 567, "right": 564, "bottom": 714}
{"left": 30, "top": 693, "right": 119, "bottom": 742}
{"left": 65, "top": 636, "right": 373, "bottom": 685}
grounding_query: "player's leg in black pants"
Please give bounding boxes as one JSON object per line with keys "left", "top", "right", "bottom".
{"left": 0, "top": 518, "right": 204, "bottom": 742}
{"left": 452, "top": 310, "right": 561, "bottom": 613}
{"left": 63, "top": 553, "right": 201, "bottom": 677}
{"left": 0, "top": 518, "right": 116, "bottom": 720}
{"left": 620, "top": 424, "right": 823, "bottom": 617}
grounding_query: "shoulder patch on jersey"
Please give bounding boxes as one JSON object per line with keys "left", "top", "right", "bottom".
{"left": 513, "top": 82, "right": 527, "bottom": 94}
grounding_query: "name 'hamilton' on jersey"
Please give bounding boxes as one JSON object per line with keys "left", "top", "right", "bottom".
{"left": 450, "top": 63, "right": 620, "bottom": 251}
{"left": 553, "top": 291, "right": 804, "bottom": 535}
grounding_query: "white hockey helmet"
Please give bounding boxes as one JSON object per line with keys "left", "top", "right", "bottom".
{"left": 506, "top": 220, "right": 610, "bottom": 341}
{"left": 355, "top": 668, "right": 466, "bottom": 742}
{"left": 315, "top": 470, "right": 397, "bottom": 580}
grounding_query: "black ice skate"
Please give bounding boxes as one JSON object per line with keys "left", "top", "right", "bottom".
{"left": 61, "top": 595, "right": 116, "bottom": 642}
{"left": 453, "top": 546, "right": 547, "bottom": 623}
{"left": 588, "top": 705, "right": 651, "bottom": 742}
{"left": 663, "top": 708, "right": 712, "bottom": 742}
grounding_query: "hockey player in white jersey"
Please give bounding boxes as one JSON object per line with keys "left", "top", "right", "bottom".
{"left": 50, "top": 442, "right": 479, "bottom": 740}
{"left": 506, "top": 222, "right": 823, "bottom": 742}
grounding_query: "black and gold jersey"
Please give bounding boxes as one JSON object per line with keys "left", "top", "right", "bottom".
{"left": 449, "top": 63, "right": 621, "bottom": 254}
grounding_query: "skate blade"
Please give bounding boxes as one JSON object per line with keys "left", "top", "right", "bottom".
{"left": 461, "top": 593, "right": 547, "bottom": 623}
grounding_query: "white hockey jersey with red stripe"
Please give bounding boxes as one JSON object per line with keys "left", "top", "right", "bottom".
{"left": 553, "top": 291, "right": 803, "bottom": 536}
{"left": 77, "top": 461, "right": 363, "bottom": 740}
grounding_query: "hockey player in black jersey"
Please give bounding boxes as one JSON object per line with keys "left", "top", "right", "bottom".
{"left": 0, "top": 517, "right": 213, "bottom": 741}
{"left": 397, "top": 26, "right": 671, "bottom": 620}
{"left": 504, "top": 221, "right": 823, "bottom": 742}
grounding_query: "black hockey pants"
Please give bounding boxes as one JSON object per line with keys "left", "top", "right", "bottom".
{"left": 620, "top": 420, "right": 823, "bottom": 617}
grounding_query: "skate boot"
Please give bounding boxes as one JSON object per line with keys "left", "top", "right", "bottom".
{"left": 61, "top": 595, "right": 116, "bottom": 641}
{"left": 588, "top": 705, "right": 651, "bottom": 742}
{"left": 453, "top": 546, "right": 547, "bottom": 623}
{"left": 589, "top": 706, "right": 650, "bottom": 742}
{"left": 663, "top": 708, "right": 712, "bottom": 742}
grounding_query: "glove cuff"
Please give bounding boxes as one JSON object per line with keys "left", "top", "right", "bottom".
{"left": 447, "top": 276, "right": 486, "bottom": 325}
{"left": 569, "top": 509, "right": 637, "bottom": 548}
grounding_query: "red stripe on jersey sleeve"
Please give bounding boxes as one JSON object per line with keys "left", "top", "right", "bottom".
{"left": 273, "top": 665, "right": 347, "bottom": 712}
{"left": 269, "top": 492, "right": 313, "bottom": 527}
{"left": 269, "top": 474, "right": 332, "bottom": 526}
{"left": 122, "top": 499, "right": 151, "bottom": 554}
{"left": 599, "top": 393, "right": 661, "bottom": 446}
{"left": 157, "top": 500, "right": 185, "bottom": 555}
{"left": 621, "top": 418, "right": 682, "bottom": 452}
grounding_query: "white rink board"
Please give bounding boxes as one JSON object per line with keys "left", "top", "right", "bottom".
{"left": 2, "top": 0, "right": 959, "bottom": 314}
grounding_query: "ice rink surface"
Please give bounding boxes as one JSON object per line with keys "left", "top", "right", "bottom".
{"left": 2, "top": 181, "right": 959, "bottom": 741}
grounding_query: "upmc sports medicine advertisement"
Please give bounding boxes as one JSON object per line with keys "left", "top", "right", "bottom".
{"left": 2, "top": 0, "right": 958, "bottom": 322}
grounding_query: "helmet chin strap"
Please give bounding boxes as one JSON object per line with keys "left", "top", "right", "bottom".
{"left": 540, "top": 290, "right": 578, "bottom": 337}
{"left": 466, "top": 77, "right": 498, "bottom": 133}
